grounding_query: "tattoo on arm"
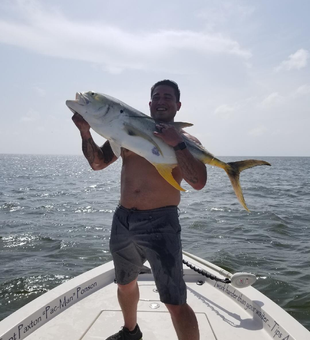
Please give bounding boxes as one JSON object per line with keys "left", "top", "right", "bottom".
{"left": 82, "top": 138, "right": 115, "bottom": 169}
{"left": 177, "top": 155, "right": 199, "bottom": 184}
{"left": 82, "top": 138, "right": 97, "bottom": 164}
{"left": 101, "top": 142, "right": 114, "bottom": 164}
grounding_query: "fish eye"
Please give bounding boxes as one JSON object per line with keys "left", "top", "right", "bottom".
{"left": 91, "top": 92, "right": 95, "bottom": 96}
{"left": 120, "top": 109, "right": 124, "bottom": 113}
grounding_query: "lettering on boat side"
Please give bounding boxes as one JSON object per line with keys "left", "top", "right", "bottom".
{"left": 214, "top": 282, "right": 291, "bottom": 340}
{"left": 1, "top": 281, "right": 98, "bottom": 340}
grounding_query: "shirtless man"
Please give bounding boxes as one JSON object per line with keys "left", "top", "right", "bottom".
{"left": 72, "top": 80, "right": 207, "bottom": 340}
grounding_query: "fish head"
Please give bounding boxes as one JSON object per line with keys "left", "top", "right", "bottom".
{"left": 66, "top": 91, "right": 118, "bottom": 123}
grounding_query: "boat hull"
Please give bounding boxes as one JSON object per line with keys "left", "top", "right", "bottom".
{"left": 0, "top": 253, "right": 309, "bottom": 340}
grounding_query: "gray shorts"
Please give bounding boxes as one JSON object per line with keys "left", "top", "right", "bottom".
{"left": 109, "top": 205, "right": 187, "bottom": 305}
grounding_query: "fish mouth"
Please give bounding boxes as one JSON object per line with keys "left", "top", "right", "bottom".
{"left": 75, "top": 92, "right": 90, "bottom": 105}
{"left": 66, "top": 92, "right": 90, "bottom": 114}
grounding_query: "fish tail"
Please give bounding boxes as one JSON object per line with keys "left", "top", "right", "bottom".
{"left": 222, "top": 160, "right": 271, "bottom": 212}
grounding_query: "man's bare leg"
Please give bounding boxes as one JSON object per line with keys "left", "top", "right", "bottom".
{"left": 117, "top": 278, "right": 139, "bottom": 331}
{"left": 166, "top": 303, "right": 199, "bottom": 340}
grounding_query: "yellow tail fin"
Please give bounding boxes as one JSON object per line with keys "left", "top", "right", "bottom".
{"left": 223, "top": 160, "right": 271, "bottom": 211}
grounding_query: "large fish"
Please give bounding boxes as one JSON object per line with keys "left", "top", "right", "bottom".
{"left": 66, "top": 91, "right": 270, "bottom": 211}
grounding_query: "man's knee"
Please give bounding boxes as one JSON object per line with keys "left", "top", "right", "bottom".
{"left": 165, "top": 303, "right": 189, "bottom": 317}
{"left": 117, "top": 278, "right": 138, "bottom": 292}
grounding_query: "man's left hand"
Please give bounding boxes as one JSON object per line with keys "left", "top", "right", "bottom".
{"left": 154, "top": 123, "right": 183, "bottom": 147}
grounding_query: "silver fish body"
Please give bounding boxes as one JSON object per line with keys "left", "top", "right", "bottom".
{"left": 66, "top": 91, "right": 271, "bottom": 211}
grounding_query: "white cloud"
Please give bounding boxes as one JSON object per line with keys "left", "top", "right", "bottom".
{"left": 275, "top": 49, "right": 309, "bottom": 72}
{"left": 197, "top": 2, "right": 255, "bottom": 30}
{"left": 0, "top": 1, "right": 251, "bottom": 74}
{"left": 214, "top": 104, "right": 235, "bottom": 119}
{"left": 20, "top": 109, "right": 40, "bottom": 122}
{"left": 33, "top": 86, "right": 46, "bottom": 97}
{"left": 248, "top": 125, "right": 268, "bottom": 137}
{"left": 261, "top": 92, "right": 284, "bottom": 108}
{"left": 290, "top": 84, "right": 310, "bottom": 98}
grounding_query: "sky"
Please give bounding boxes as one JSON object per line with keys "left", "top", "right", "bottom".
{"left": 0, "top": 0, "right": 309, "bottom": 157}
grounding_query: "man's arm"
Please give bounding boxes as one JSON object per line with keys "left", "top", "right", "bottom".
{"left": 154, "top": 123, "right": 207, "bottom": 190}
{"left": 72, "top": 113, "right": 118, "bottom": 170}
{"left": 173, "top": 146, "right": 207, "bottom": 190}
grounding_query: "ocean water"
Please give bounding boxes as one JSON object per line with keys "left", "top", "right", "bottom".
{"left": 0, "top": 154, "right": 309, "bottom": 330}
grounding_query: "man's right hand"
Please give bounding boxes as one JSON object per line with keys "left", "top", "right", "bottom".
{"left": 72, "top": 113, "right": 90, "bottom": 134}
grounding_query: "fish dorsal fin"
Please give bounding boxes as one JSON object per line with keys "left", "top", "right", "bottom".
{"left": 172, "top": 122, "right": 193, "bottom": 130}
{"left": 123, "top": 122, "right": 163, "bottom": 156}
{"left": 109, "top": 140, "right": 121, "bottom": 158}
{"left": 153, "top": 163, "right": 186, "bottom": 192}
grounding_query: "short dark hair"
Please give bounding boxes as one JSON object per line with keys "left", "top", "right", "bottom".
{"left": 150, "top": 79, "right": 181, "bottom": 102}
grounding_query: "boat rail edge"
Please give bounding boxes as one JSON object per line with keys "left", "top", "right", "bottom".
{"left": 0, "top": 261, "right": 115, "bottom": 340}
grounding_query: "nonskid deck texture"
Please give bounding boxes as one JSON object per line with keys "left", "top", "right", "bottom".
{"left": 1, "top": 254, "right": 310, "bottom": 340}
{"left": 21, "top": 281, "right": 296, "bottom": 340}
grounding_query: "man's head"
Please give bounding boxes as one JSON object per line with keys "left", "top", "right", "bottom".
{"left": 149, "top": 80, "right": 182, "bottom": 122}
{"left": 151, "top": 80, "right": 181, "bottom": 102}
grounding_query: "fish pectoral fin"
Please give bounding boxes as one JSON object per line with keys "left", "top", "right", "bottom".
{"left": 153, "top": 163, "right": 186, "bottom": 192}
{"left": 123, "top": 123, "right": 163, "bottom": 156}
{"left": 109, "top": 140, "right": 121, "bottom": 158}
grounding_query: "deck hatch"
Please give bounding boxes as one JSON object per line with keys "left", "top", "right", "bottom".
{"left": 81, "top": 310, "right": 216, "bottom": 340}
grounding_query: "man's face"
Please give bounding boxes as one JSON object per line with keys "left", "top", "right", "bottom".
{"left": 149, "top": 85, "right": 181, "bottom": 122}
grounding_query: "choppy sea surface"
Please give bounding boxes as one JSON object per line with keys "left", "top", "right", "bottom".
{"left": 0, "top": 154, "right": 309, "bottom": 331}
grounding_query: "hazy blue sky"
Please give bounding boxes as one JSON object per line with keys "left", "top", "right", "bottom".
{"left": 0, "top": 0, "right": 309, "bottom": 156}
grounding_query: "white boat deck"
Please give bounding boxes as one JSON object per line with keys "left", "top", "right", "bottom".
{"left": 25, "top": 280, "right": 268, "bottom": 340}
{"left": 1, "top": 253, "right": 309, "bottom": 340}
